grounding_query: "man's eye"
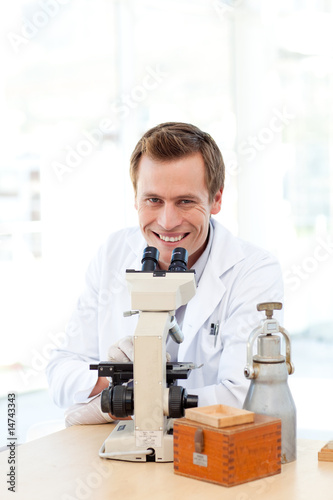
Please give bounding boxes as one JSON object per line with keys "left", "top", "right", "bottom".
{"left": 148, "top": 198, "right": 160, "bottom": 203}
{"left": 180, "top": 199, "right": 193, "bottom": 204}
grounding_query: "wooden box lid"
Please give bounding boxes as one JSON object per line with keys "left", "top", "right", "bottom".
{"left": 185, "top": 404, "right": 254, "bottom": 428}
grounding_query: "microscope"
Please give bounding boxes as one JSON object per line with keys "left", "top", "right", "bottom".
{"left": 90, "top": 246, "right": 199, "bottom": 462}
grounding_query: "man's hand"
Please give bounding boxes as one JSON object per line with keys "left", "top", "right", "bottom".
{"left": 64, "top": 394, "right": 114, "bottom": 427}
{"left": 89, "top": 336, "right": 134, "bottom": 399}
{"left": 108, "top": 336, "right": 134, "bottom": 362}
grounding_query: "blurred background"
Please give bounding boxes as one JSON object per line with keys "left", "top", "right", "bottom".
{"left": 0, "top": 0, "right": 333, "bottom": 445}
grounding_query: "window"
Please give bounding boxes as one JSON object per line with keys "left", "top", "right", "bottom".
{"left": 0, "top": 0, "right": 332, "bottom": 442}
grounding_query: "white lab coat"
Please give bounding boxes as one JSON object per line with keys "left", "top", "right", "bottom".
{"left": 46, "top": 219, "right": 283, "bottom": 410}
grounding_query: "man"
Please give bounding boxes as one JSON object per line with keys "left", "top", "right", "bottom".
{"left": 47, "top": 122, "right": 283, "bottom": 425}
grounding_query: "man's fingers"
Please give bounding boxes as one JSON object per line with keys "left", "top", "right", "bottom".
{"left": 107, "top": 345, "right": 131, "bottom": 362}
{"left": 64, "top": 396, "right": 113, "bottom": 427}
{"left": 118, "top": 336, "right": 134, "bottom": 361}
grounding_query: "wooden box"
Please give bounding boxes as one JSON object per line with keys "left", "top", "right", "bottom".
{"left": 173, "top": 413, "right": 281, "bottom": 487}
{"left": 318, "top": 441, "right": 333, "bottom": 462}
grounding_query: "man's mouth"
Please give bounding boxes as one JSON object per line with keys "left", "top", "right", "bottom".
{"left": 153, "top": 232, "right": 188, "bottom": 243}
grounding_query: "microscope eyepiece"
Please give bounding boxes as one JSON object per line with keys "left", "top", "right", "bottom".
{"left": 168, "top": 247, "right": 188, "bottom": 272}
{"left": 141, "top": 246, "right": 160, "bottom": 271}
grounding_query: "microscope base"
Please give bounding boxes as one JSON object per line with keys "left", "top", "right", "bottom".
{"left": 100, "top": 420, "right": 174, "bottom": 462}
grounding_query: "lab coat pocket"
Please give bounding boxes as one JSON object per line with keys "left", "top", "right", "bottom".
{"left": 202, "top": 322, "right": 222, "bottom": 352}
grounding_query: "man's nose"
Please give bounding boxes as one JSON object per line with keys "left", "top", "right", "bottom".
{"left": 157, "top": 203, "right": 182, "bottom": 229}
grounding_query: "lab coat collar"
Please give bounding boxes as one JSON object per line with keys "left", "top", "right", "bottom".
{"left": 208, "top": 218, "right": 246, "bottom": 277}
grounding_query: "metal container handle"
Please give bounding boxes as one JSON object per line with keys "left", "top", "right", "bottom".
{"left": 244, "top": 322, "right": 294, "bottom": 379}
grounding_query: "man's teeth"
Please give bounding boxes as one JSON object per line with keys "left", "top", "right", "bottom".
{"left": 159, "top": 234, "right": 185, "bottom": 242}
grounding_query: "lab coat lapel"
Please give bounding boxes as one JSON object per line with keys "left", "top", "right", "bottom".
{"left": 181, "top": 259, "right": 225, "bottom": 343}
{"left": 179, "top": 220, "right": 246, "bottom": 356}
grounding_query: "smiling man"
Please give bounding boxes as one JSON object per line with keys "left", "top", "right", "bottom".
{"left": 47, "top": 122, "right": 283, "bottom": 425}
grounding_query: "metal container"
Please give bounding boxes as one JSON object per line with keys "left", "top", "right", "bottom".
{"left": 243, "top": 302, "right": 296, "bottom": 464}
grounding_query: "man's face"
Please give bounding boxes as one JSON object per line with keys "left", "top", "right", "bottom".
{"left": 135, "top": 152, "right": 222, "bottom": 270}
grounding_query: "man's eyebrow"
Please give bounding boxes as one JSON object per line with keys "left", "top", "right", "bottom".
{"left": 174, "top": 194, "right": 201, "bottom": 201}
{"left": 140, "top": 192, "right": 161, "bottom": 198}
{"left": 140, "top": 192, "right": 200, "bottom": 201}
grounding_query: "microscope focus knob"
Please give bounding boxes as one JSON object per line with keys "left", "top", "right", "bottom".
{"left": 100, "top": 385, "right": 134, "bottom": 418}
{"left": 101, "top": 388, "right": 111, "bottom": 414}
{"left": 169, "top": 386, "right": 185, "bottom": 418}
{"left": 112, "top": 385, "right": 134, "bottom": 418}
{"left": 168, "top": 386, "right": 198, "bottom": 418}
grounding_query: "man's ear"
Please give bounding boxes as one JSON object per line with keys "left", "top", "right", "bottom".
{"left": 210, "top": 187, "right": 223, "bottom": 215}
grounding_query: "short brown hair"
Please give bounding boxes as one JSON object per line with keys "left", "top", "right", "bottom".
{"left": 130, "top": 122, "right": 225, "bottom": 202}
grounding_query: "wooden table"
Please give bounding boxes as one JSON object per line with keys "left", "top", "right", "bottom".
{"left": 0, "top": 424, "right": 332, "bottom": 500}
